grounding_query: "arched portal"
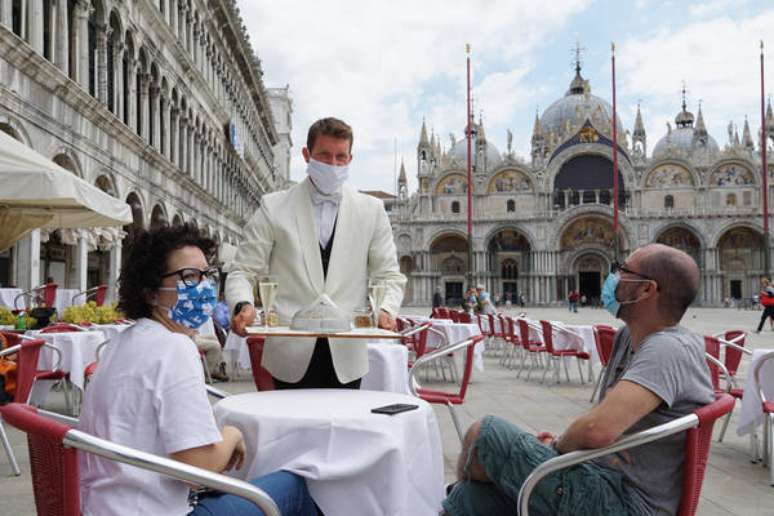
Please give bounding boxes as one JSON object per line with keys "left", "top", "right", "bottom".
{"left": 430, "top": 233, "right": 468, "bottom": 306}
{"left": 487, "top": 229, "right": 531, "bottom": 302}
{"left": 553, "top": 154, "right": 625, "bottom": 209}
{"left": 717, "top": 227, "right": 764, "bottom": 301}
{"left": 399, "top": 255, "right": 414, "bottom": 304}
{"left": 656, "top": 226, "right": 701, "bottom": 266}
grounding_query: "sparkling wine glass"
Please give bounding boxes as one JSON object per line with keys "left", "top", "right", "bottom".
{"left": 258, "top": 275, "right": 279, "bottom": 328}
{"left": 368, "top": 275, "right": 389, "bottom": 328}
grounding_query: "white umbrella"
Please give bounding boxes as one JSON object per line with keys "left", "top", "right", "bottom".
{"left": 0, "top": 130, "right": 133, "bottom": 251}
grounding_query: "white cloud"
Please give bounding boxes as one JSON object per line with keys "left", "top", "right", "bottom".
{"left": 617, "top": 9, "right": 774, "bottom": 155}
{"left": 238, "top": 0, "right": 591, "bottom": 192}
{"left": 688, "top": 0, "right": 743, "bottom": 19}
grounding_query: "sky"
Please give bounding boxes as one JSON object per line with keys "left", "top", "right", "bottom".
{"left": 238, "top": 0, "right": 774, "bottom": 194}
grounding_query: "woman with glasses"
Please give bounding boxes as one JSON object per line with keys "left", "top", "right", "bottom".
{"left": 78, "top": 223, "right": 316, "bottom": 516}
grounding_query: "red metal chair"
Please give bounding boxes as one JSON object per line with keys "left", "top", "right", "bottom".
{"left": 245, "top": 336, "right": 275, "bottom": 391}
{"left": 0, "top": 332, "right": 65, "bottom": 476}
{"left": 40, "top": 323, "right": 85, "bottom": 334}
{"left": 408, "top": 334, "right": 485, "bottom": 443}
{"left": 449, "top": 310, "right": 461, "bottom": 323}
{"left": 515, "top": 319, "right": 546, "bottom": 380}
{"left": 539, "top": 320, "right": 590, "bottom": 384}
{"left": 487, "top": 314, "right": 507, "bottom": 354}
{"left": 0, "top": 403, "right": 281, "bottom": 515}
{"left": 589, "top": 325, "right": 617, "bottom": 402}
{"left": 458, "top": 311, "right": 472, "bottom": 324}
{"left": 397, "top": 319, "right": 432, "bottom": 367}
{"left": 753, "top": 350, "right": 774, "bottom": 485}
{"left": 430, "top": 307, "right": 441, "bottom": 319}
{"left": 13, "top": 283, "right": 58, "bottom": 311}
{"left": 709, "top": 331, "right": 750, "bottom": 442}
{"left": 517, "top": 393, "right": 736, "bottom": 516}
{"left": 500, "top": 317, "right": 522, "bottom": 369}
{"left": 71, "top": 285, "right": 108, "bottom": 307}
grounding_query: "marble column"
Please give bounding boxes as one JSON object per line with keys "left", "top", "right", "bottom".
{"left": 150, "top": 85, "right": 160, "bottom": 149}
{"left": 0, "top": 0, "right": 11, "bottom": 28}
{"left": 108, "top": 242, "right": 122, "bottom": 303}
{"left": 16, "top": 230, "right": 41, "bottom": 291}
{"left": 169, "top": 0, "right": 177, "bottom": 36}
{"left": 29, "top": 0, "right": 43, "bottom": 52}
{"left": 75, "top": 0, "right": 89, "bottom": 89}
{"left": 179, "top": 116, "right": 187, "bottom": 172}
{"left": 96, "top": 24, "right": 109, "bottom": 104}
{"left": 140, "top": 75, "right": 150, "bottom": 142}
{"left": 54, "top": 0, "right": 69, "bottom": 71}
{"left": 162, "top": 96, "right": 171, "bottom": 159}
{"left": 74, "top": 234, "right": 88, "bottom": 293}
{"left": 170, "top": 108, "right": 178, "bottom": 165}
{"left": 125, "top": 59, "right": 137, "bottom": 132}
{"left": 113, "top": 42, "right": 125, "bottom": 120}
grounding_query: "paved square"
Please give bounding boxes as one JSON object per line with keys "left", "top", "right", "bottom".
{"left": 1, "top": 306, "right": 773, "bottom": 515}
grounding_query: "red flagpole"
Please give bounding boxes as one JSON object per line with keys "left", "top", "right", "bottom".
{"left": 611, "top": 42, "right": 620, "bottom": 256}
{"left": 466, "top": 44, "right": 473, "bottom": 284}
{"left": 762, "top": 41, "right": 770, "bottom": 276}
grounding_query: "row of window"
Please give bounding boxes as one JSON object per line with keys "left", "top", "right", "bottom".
{"left": 3, "top": 0, "right": 270, "bottom": 203}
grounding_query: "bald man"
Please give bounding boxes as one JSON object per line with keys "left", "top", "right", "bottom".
{"left": 443, "top": 244, "right": 714, "bottom": 516}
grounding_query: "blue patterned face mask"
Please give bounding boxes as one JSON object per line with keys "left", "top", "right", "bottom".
{"left": 159, "top": 279, "right": 217, "bottom": 329}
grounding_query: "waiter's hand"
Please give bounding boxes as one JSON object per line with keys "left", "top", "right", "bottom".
{"left": 378, "top": 310, "right": 396, "bottom": 331}
{"left": 231, "top": 304, "right": 257, "bottom": 337}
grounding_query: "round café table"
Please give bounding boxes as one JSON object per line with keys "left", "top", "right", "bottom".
{"left": 214, "top": 389, "right": 445, "bottom": 516}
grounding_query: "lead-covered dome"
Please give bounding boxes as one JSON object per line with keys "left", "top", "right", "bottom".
{"left": 652, "top": 105, "right": 719, "bottom": 160}
{"left": 540, "top": 71, "right": 625, "bottom": 140}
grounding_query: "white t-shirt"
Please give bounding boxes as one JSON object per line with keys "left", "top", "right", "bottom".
{"left": 79, "top": 318, "right": 222, "bottom": 516}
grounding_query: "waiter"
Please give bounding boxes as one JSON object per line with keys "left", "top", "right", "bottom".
{"left": 226, "top": 117, "right": 405, "bottom": 389}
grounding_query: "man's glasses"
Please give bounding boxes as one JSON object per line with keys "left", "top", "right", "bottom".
{"left": 610, "top": 261, "right": 656, "bottom": 283}
{"left": 161, "top": 267, "right": 220, "bottom": 288}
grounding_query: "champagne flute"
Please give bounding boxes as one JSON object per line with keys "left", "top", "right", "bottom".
{"left": 368, "top": 275, "right": 389, "bottom": 328}
{"left": 258, "top": 275, "right": 279, "bottom": 328}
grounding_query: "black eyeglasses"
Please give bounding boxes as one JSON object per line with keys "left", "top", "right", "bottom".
{"left": 610, "top": 261, "right": 656, "bottom": 282}
{"left": 161, "top": 267, "right": 220, "bottom": 288}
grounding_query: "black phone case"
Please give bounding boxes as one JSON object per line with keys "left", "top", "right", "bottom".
{"left": 371, "top": 403, "right": 419, "bottom": 415}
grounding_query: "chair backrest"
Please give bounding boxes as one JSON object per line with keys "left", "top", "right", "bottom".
{"left": 593, "top": 325, "right": 616, "bottom": 366}
{"left": 457, "top": 336, "right": 484, "bottom": 401}
{"left": 678, "top": 393, "right": 735, "bottom": 516}
{"left": 703, "top": 336, "right": 721, "bottom": 392}
{"left": 40, "top": 323, "right": 83, "bottom": 334}
{"left": 721, "top": 330, "right": 746, "bottom": 377}
{"left": 486, "top": 314, "right": 497, "bottom": 337}
{"left": 1, "top": 332, "right": 47, "bottom": 403}
{"left": 93, "top": 285, "right": 108, "bottom": 306}
{"left": 40, "top": 283, "right": 58, "bottom": 308}
{"left": 430, "top": 307, "right": 440, "bottom": 319}
{"left": 245, "top": 337, "right": 275, "bottom": 391}
{"left": 539, "top": 321, "right": 555, "bottom": 353}
{"left": 449, "top": 310, "right": 460, "bottom": 323}
{"left": 439, "top": 307, "right": 450, "bottom": 319}
{"left": 458, "top": 311, "right": 472, "bottom": 324}
{"left": 0, "top": 403, "right": 80, "bottom": 516}
{"left": 517, "top": 319, "right": 533, "bottom": 349}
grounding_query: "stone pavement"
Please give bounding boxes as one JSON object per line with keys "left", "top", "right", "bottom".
{"left": 1, "top": 306, "right": 774, "bottom": 515}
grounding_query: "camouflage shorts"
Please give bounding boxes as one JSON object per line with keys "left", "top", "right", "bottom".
{"left": 442, "top": 415, "right": 644, "bottom": 516}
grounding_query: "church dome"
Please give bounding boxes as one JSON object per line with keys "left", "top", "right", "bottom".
{"left": 448, "top": 120, "right": 502, "bottom": 168}
{"left": 539, "top": 71, "right": 625, "bottom": 141}
{"left": 449, "top": 138, "right": 501, "bottom": 166}
{"left": 652, "top": 105, "right": 719, "bottom": 160}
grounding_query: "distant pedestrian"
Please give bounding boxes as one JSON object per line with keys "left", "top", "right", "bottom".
{"left": 756, "top": 278, "right": 774, "bottom": 333}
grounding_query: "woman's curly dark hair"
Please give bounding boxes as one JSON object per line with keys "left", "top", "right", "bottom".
{"left": 118, "top": 223, "right": 216, "bottom": 320}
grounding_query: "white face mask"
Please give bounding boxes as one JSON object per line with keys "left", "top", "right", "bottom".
{"left": 306, "top": 158, "right": 349, "bottom": 195}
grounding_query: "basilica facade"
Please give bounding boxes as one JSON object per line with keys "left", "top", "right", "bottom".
{"left": 391, "top": 66, "right": 774, "bottom": 306}
{"left": 0, "top": 0, "right": 289, "bottom": 298}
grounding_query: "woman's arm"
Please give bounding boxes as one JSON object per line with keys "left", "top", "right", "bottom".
{"left": 170, "top": 425, "right": 245, "bottom": 473}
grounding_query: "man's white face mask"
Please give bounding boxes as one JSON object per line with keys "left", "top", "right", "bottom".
{"left": 306, "top": 158, "right": 349, "bottom": 195}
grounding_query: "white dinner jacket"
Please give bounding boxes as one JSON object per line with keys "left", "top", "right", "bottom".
{"left": 225, "top": 178, "right": 406, "bottom": 384}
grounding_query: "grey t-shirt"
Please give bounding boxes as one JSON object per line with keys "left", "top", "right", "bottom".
{"left": 595, "top": 325, "right": 714, "bottom": 515}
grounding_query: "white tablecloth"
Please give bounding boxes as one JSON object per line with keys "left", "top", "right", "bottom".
{"left": 223, "top": 332, "right": 410, "bottom": 393}
{"left": 426, "top": 319, "right": 485, "bottom": 371}
{"left": 0, "top": 288, "right": 23, "bottom": 309}
{"left": 214, "top": 390, "right": 445, "bottom": 516}
{"left": 551, "top": 323, "right": 599, "bottom": 365}
{"left": 53, "top": 289, "right": 80, "bottom": 315}
{"left": 89, "top": 323, "right": 131, "bottom": 341}
{"left": 361, "top": 342, "right": 409, "bottom": 393}
{"left": 30, "top": 330, "right": 107, "bottom": 391}
{"left": 737, "top": 348, "right": 774, "bottom": 436}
